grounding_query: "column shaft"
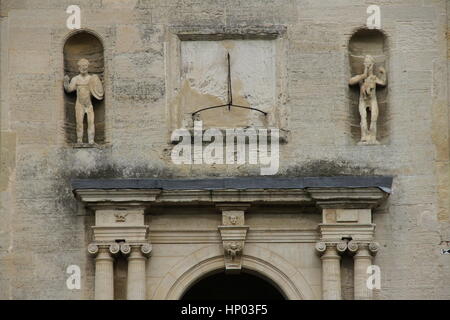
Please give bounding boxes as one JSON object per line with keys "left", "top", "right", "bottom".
{"left": 321, "top": 246, "right": 342, "bottom": 300}
{"left": 354, "top": 246, "right": 373, "bottom": 300}
{"left": 127, "top": 247, "right": 147, "bottom": 300}
{"left": 94, "top": 248, "right": 114, "bottom": 300}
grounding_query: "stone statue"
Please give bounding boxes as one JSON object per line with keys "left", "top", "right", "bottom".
{"left": 64, "top": 58, "right": 104, "bottom": 144}
{"left": 349, "top": 55, "right": 387, "bottom": 145}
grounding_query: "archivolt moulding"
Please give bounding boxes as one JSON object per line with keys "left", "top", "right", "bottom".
{"left": 152, "top": 245, "right": 317, "bottom": 300}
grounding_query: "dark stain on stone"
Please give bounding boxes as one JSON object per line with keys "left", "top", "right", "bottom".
{"left": 282, "top": 159, "right": 377, "bottom": 177}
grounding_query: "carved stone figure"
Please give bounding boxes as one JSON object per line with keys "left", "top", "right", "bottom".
{"left": 349, "top": 55, "right": 387, "bottom": 145}
{"left": 114, "top": 211, "right": 128, "bottom": 223}
{"left": 224, "top": 241, "right": 242, "bottom": 262}
{"left": 64, "top": 58, "right": 104, "bottom": 144}
{"left": 229, "top": 215, "right": 238, "bottom": 225}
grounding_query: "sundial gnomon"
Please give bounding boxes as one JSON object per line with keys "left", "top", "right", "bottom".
{"left": 191, "top": 53, "right": 268, "bottom": 119}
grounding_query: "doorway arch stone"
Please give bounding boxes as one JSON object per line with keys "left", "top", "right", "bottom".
{"left": 152, "top": 245, "right": 317, "bottom": 300}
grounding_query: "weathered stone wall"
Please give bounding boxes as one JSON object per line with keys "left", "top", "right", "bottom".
{"left": 0, "top": 0, "right": 449, "bottom": 299}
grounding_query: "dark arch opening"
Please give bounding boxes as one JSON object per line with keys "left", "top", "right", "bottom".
{"left": 181, "top": 271, "right": 286, "bottom": 300}
{"left": 63, "top": 31, "right": 105, "bottom": 144}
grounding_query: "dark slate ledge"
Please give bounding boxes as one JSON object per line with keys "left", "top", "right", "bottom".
{"left": 72, "top": 176, "right": 393, "bottom": 193}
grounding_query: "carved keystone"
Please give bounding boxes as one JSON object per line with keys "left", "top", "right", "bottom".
{"left": 217, "top": 203, "right": 250, "bottom": 274}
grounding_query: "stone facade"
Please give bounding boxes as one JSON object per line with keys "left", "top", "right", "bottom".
{"left": 0, "top": 0, "right": 449, "bottom": 300}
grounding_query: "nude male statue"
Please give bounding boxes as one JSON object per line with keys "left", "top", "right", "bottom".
{"left": 349, "top": 55, "right": 387, "bottom": 145}
{"left": 64, "top": 59, "right": 104, "bottom": 144}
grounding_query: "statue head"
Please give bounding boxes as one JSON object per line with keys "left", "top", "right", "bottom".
{"left": 229, "top": 215, "right": 238, "bottom": 225}
{"left": 363, "top": 55, "right": 375, "bottom": 71}
{"left": 77, "top": 59, "right": 90, "bottom": 75}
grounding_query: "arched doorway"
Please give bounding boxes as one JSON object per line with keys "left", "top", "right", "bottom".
{"left": 155, "top": 247, "right": 315, "bottom": 300}
{"left": 181, "top": 270, "right": 285, "bottom": 300}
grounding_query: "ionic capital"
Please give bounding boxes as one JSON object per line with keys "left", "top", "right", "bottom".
{"left": 87, "top": 242, "right": 121, "bottom": 257}
{"left": 315, "top": 241, "right": 348, "bottom": 256}
{"left": 120, "top": 242, "right": 152, "bottom": 258}
{"left": 347, "top": 241, "right": 380, "bottom": 256}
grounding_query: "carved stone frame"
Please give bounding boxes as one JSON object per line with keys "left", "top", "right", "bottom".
{"left": 73, "top": 176, "right": 392, "bottom": 300}
{"left": 164, "top": 25, "right": 289, "bottom": 143}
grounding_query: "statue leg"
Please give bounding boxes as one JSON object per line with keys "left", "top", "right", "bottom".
{"left": 87, "top": 105, "right": 95, "bottom": 144}
{"left": 358, "top": 98, "right": 368, "bottom": 143}
{"left": 75, "top": 103, "right": 84, "bottom": 144}
{"left": 369, "top": 99, "right": 379, "bottom": 143}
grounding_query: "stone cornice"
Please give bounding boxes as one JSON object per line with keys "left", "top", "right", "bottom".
{"left": 74, "top": 189, "right": 161, "bottom": 206}
{"left": 307, "top": 187, "right": 388, "bottom": 209}
{"left": 72, "top": 177, "right": 392, "bottom": 209}
{"left": 72, "top": 176, "right": 393, "bottom": 191}
{"left": 318, "top": 223, "right": 376, "bottom": 242}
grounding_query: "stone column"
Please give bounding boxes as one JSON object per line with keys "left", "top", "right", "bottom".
{"left": 121, "top": 243, "right": 152, "bottom": 300}
{"left": 88, "top": 243, "right": 119, "bottom": 300}
{"left": 348, "top": 241, "right": 379, "bottom": 300}
{"left": 316, "top": 242, "right": 347, "bottom": 300}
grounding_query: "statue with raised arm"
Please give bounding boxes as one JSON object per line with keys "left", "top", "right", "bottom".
{"left": 64, "top": 58, "right": 104, "bottom": 144}
{"left": 349, "top": 55, "right": 387, "bottom": 145}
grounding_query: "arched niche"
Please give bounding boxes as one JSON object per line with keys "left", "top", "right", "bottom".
{"left": 63, "top": 31, "right": 105, "bottom": 144}
{"left": 348, "top": 29, "right": 389, "bottom": 144}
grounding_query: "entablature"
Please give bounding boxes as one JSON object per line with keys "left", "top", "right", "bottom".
{"left": 72, "top": 176, "right": 393, "bottom": 210}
